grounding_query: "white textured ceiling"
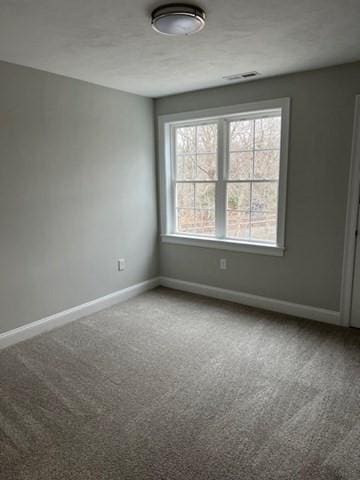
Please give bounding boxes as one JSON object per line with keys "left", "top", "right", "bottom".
{"left": 0, "top": 0, "right": 359, "bottom": 97}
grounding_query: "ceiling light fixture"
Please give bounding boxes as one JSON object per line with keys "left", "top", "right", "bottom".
{"left": 151, "top": 4, "right": 206, "bottom": 36}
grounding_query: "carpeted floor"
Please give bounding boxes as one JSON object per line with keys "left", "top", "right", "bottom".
{"left": 1, "top": 287, "right": 360, "bottom": 479}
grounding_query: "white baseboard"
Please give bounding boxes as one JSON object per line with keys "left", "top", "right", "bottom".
{"left": 159, "top": 277, "right": 340, "bottom": 326}
{"left": 0, "top": 274, "right": 341, "bottom": 351}
{"left": 0, "top": 277, "right": 161, "bottom": 350}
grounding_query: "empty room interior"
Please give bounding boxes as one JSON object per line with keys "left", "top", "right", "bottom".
{"left": 1, "top": 1, "right": 360, "bottom": 479}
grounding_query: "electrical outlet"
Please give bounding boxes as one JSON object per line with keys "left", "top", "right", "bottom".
{"left": 117, "top": 258, "right": 126, "bottom": 271}
{"left": 220, "top": 258, "right": 227, "bottom": 270}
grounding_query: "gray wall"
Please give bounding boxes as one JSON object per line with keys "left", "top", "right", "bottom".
{"left": 156, "top": 62, "right": 360, "bottom": 312}
{"left": 0, "top": 61, "right": 158, "bottom": 334}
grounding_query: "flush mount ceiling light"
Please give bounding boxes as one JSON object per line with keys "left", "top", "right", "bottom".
{"left": 151, "top": 4, "right": 206, "bottom": 36}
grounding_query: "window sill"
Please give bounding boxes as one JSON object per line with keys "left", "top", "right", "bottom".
{"left": 161, "top": 234, "right": 285, "bottom": 256}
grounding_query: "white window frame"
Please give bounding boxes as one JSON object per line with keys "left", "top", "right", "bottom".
{"left": 158, "top": 98, "right": 290, "bottom": 256}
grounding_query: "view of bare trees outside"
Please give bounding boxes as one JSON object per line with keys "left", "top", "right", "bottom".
{"left": 175, "top": 124, "right": 217, "bottom": 235}
{"left": 227, "top": 116, "right": 280, "bottom": 242}
{"left": 175, "top": 115, "right": 281, "bottom": 242}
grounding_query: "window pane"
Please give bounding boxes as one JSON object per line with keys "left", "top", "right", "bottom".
{"left": 176, "top": 183, "right": 194, "bottom": 208}
{"left": 176, "top": 208, "right": 195, "bottom": 233}
{"left": 227, "top": 183, "right": 250, "bottom": 211}
{"left": 176, "top": 123, "right": 217, "bottom": 180}
{"left": 176, "top": 183, "right": 215, "bottom": 236}
{"left": 176, "top": 155, "right": 196, "bottom": 180}
{"left": 227, "top": 210, "right": 250, "bottom": 239}
{"left": 197, "top": 124, "right": 217, "bottom": 153}
{"left": 194, "top": 209, "right": 215, "bottom": 236}
{"left": 228, "top": 152, "right": 253, "bottom": 180}
{"left": 252, "top": 182, "right": 278, "bottom": 212}
{"left": 176, "top": 126, "right": 196, "bottom": 154}
{"left": 251, "top": 212, "right": 277, "bottom": 242}
{"left": 255, "top": 116, "right": 281, "bottom": 150}
{"left": 176, "top": 154, "right": 217, "bottom": 181}
{"left": 196, "top": 154, "right": 217, "bottom": 180}
{"left": 229, "top": 120, "right": 254, "bottom": 151}
{"left": 254, "top": 151, "right": 280, "bottom": 180}
{"left": 195, "top": 183, "right": 215, "bottom": 209}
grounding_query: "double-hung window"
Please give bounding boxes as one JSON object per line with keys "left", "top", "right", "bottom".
{"left": 159, "top": 98, "right": 290, "bottom": 256}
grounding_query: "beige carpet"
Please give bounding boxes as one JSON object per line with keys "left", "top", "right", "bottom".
{"left": 1, "top": 287, "right": 360, "bottom": 479}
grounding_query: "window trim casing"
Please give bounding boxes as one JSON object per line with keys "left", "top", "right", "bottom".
{"left": 158, "top": 97, "right": 290, "bottom": 256}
